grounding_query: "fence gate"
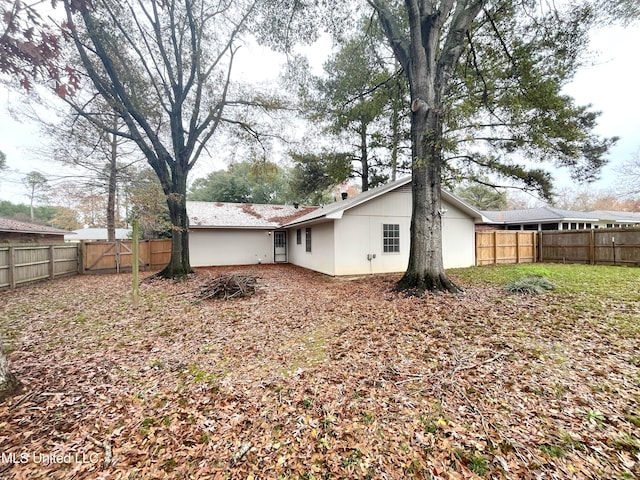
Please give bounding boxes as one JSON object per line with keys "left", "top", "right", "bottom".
{"left": 81, "top": 239, "right": 171, "bottom": 274}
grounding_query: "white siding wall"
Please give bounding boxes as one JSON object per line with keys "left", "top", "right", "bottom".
{"left": 189, "top": 229, "right": 273, "bottom": 267}
{"left": 287, "top": 221, "right": 335, "bottom": 276}
{"left": 328, "top": 190, "right": 476, "bottom": 275}
{"left": 334, "top": 191, "right": 411, "bottom": 275}
{"left": 441, "top": 203, "right": 477, "bottom": 268}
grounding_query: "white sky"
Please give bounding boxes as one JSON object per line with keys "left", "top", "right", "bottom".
{"left": 0, "top": 21, "right": 638, "bottom": 204}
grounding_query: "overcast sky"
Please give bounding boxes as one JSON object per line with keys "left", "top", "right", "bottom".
{"left": 0, "top": 21, "right": 638, "bottom": 205}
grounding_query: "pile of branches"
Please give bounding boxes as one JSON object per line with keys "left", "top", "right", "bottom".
{"left": 197, "top": 273, "right": 259, "bottom": 300}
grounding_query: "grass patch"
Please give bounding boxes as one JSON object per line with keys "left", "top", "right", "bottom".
{"left": 451, "top": 263, "right": 640, "bottom": 298}
{"left": 539, "top": 443, "right": 566, "bottom": 458}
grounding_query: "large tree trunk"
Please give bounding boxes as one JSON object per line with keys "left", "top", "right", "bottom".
{"left": 395, "top": 4, "right": 460, "bottom": 293}
{"left": 360, "top": 120, "right": 369, "bottom": 191}
{"left": 107, "top": 117, "right": 118, "bottom": 242}
{"left": 397, "top": 107, "right": 460, "bottom": 293}
{"left": 0, "top": 337, "right": 19, "bottom": 402}
{"left": 157, "top": 169, "right": 192, "bottom": 278}
{"left": 370, "top": 0, "right": 484, "bottom": 294}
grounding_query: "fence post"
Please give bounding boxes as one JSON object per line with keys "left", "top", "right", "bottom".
{"left": 589, "top": 229, "right": 595, "bottom": 265}
{"left": 8, "top": 246, "right": 15, "bottom": 289}
{"left": 132, "top": 220, "right": 140, "bottom": 308}
{"left": 49, "top": 245, "right": 55, "bottom": 280}
{"left": 538, "top": 232, "right": 543, "bottom": 262}
{"left": 79, "top": 242, "right": 85, "bottom": 274}
{"left": 515, "top": 232, "right": 520, "bottom": 264}
{"left": 493, "top": 231, "right": 498, "bottom": 265}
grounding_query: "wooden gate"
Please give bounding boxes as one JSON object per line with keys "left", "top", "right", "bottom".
{"left": 81, "top": 239, "right": 171, "bottom": 273}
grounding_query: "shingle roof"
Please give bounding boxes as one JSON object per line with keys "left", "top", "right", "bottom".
{"left": 283, "top": 176, "right": 489, "bottom": 227}
{"left": 481, "top": 206, "right": 600, "bottom": 224}
{"left": 0, "top": 217, "right": 70, "bottom": 235}
{"left": 481, "top": 206, "right": 640, "bottom": 225}
{"left": 588, "top": 210, "right": 640, "bottom": 223}
{"left": 187, "top": 202, "right": 318, "bottom": 229}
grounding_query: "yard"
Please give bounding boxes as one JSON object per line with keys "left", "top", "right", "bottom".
{"left": 0, "top": 263, "right": 639, "bottom": 479}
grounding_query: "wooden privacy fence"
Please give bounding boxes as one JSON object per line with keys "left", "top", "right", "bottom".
{"left": 0, "top": 243, "right": 79, "bottom": 289}
{"left": 476, "top": 231, "right": 538, "bottom": 266}
{"left": 81, "top": 239, "right": 171, "bottom": 273}
{"left": 540, "top": 228, "right": 640, "bottom": 266}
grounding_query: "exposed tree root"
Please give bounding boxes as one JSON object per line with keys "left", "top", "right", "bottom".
{"left": 142, "top": 266, "right": 195, "bottom": 283}
{"left": 395, "top": 271, "right": 463, "bottom": 295}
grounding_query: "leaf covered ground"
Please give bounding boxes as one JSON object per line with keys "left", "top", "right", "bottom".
{"left": 0, "top": 263, "right": 639, "bottom": 479}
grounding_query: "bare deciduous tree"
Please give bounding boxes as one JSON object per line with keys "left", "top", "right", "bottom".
{"left": 61, "top": 0, "right": 259, "bottom": 277}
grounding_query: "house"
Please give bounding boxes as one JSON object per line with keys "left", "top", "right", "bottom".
{"left": 187, "top": 177, "right": 489, "bottom": 275}
{"left": 481, "top": 207, "right": 640, "bottom": 231}
{"left": 0, "top": 217, "right": 71, "bottom": 243}
{"left": 188, "top": 202, "right": 317, "bottom": 267}
{"left": 65, "top": 228, "right": 132, "bottom": 242}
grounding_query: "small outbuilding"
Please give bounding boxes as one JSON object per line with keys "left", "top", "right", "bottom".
{"left": 0, "top": 218, "right": 71, "bottom": 243}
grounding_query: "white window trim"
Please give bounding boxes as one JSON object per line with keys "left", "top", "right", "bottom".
{"left": 382, "top": 223, "right": 400, "bottom": 254}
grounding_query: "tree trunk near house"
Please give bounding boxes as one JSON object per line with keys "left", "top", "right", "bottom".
{"left": 0, "top": 337, "right": 19, "bottom": 402}
{"left": 156, "top": 170, "right": 192, "bottom": 278}
{"left": 370, "top": 0, "right": 483, "bottom": 293}
{"left": 107, "top": 117, "right": 118, "bottom": 242}
{"left": 397, "top": 107, "right": 460, "bottom": 292}
{"left": 360, "top": 121, "right": 369, "bottom": 191}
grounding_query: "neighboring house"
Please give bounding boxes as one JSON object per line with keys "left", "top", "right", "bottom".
{"left": 188, "top": 177, "right": 490, "bottom": 275}
{"left": 481, "top": 207, "right": 640, "bottom": 231}
{"left": 65, "top": 228, "right": 132, "bottom": 242}
{"left": 0, "top": 218, "right": 71, "bottom": 243}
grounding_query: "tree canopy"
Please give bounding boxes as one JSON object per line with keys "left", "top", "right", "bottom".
{"left": 189, "top": 161, "right": 293, "bottom": 205}
{"left": 304, "top": 23, "right": 409, "bottom": 191}
{"left": 359, "top": 0, "right": 617, "bottom": 292}
{"left": 60, "top": 0, "right": 263, "bottom": 277}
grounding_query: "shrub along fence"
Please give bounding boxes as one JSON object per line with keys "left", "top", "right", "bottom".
{"left": 0, "top": 243, "right": 80, "bottom": 289}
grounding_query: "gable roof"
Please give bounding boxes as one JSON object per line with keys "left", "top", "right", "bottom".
{"left": 0, "top": 217, "right": 70, "bottom": 235}
{"left": 283, "top": 176, "right": 490, "bottom": 227}
{"left": 187, "top": 201, "right": 318, "bottom": 229}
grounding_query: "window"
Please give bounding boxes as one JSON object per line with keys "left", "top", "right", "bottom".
{"left": 296, "top": 229, "right": 301, "bottom": 245}
{"left": 305, "top": 227, "right": 312, "bottom": 252}
{"left": 383, "top": 224, "right": 400, "bottom": 253}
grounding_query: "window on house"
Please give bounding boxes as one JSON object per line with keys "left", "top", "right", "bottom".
{"left": 296, "top": 229, "right": 301, "bottom": 245}
{"left": 383, "top": 224, "right": 400, "bottom": 253}
{"left": 305, "top": 227, "right": 312, "bottom": 252}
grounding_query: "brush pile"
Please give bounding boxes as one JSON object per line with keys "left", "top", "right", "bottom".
{"left": 197, "top": 273, "right": 259, "bottom": 300}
